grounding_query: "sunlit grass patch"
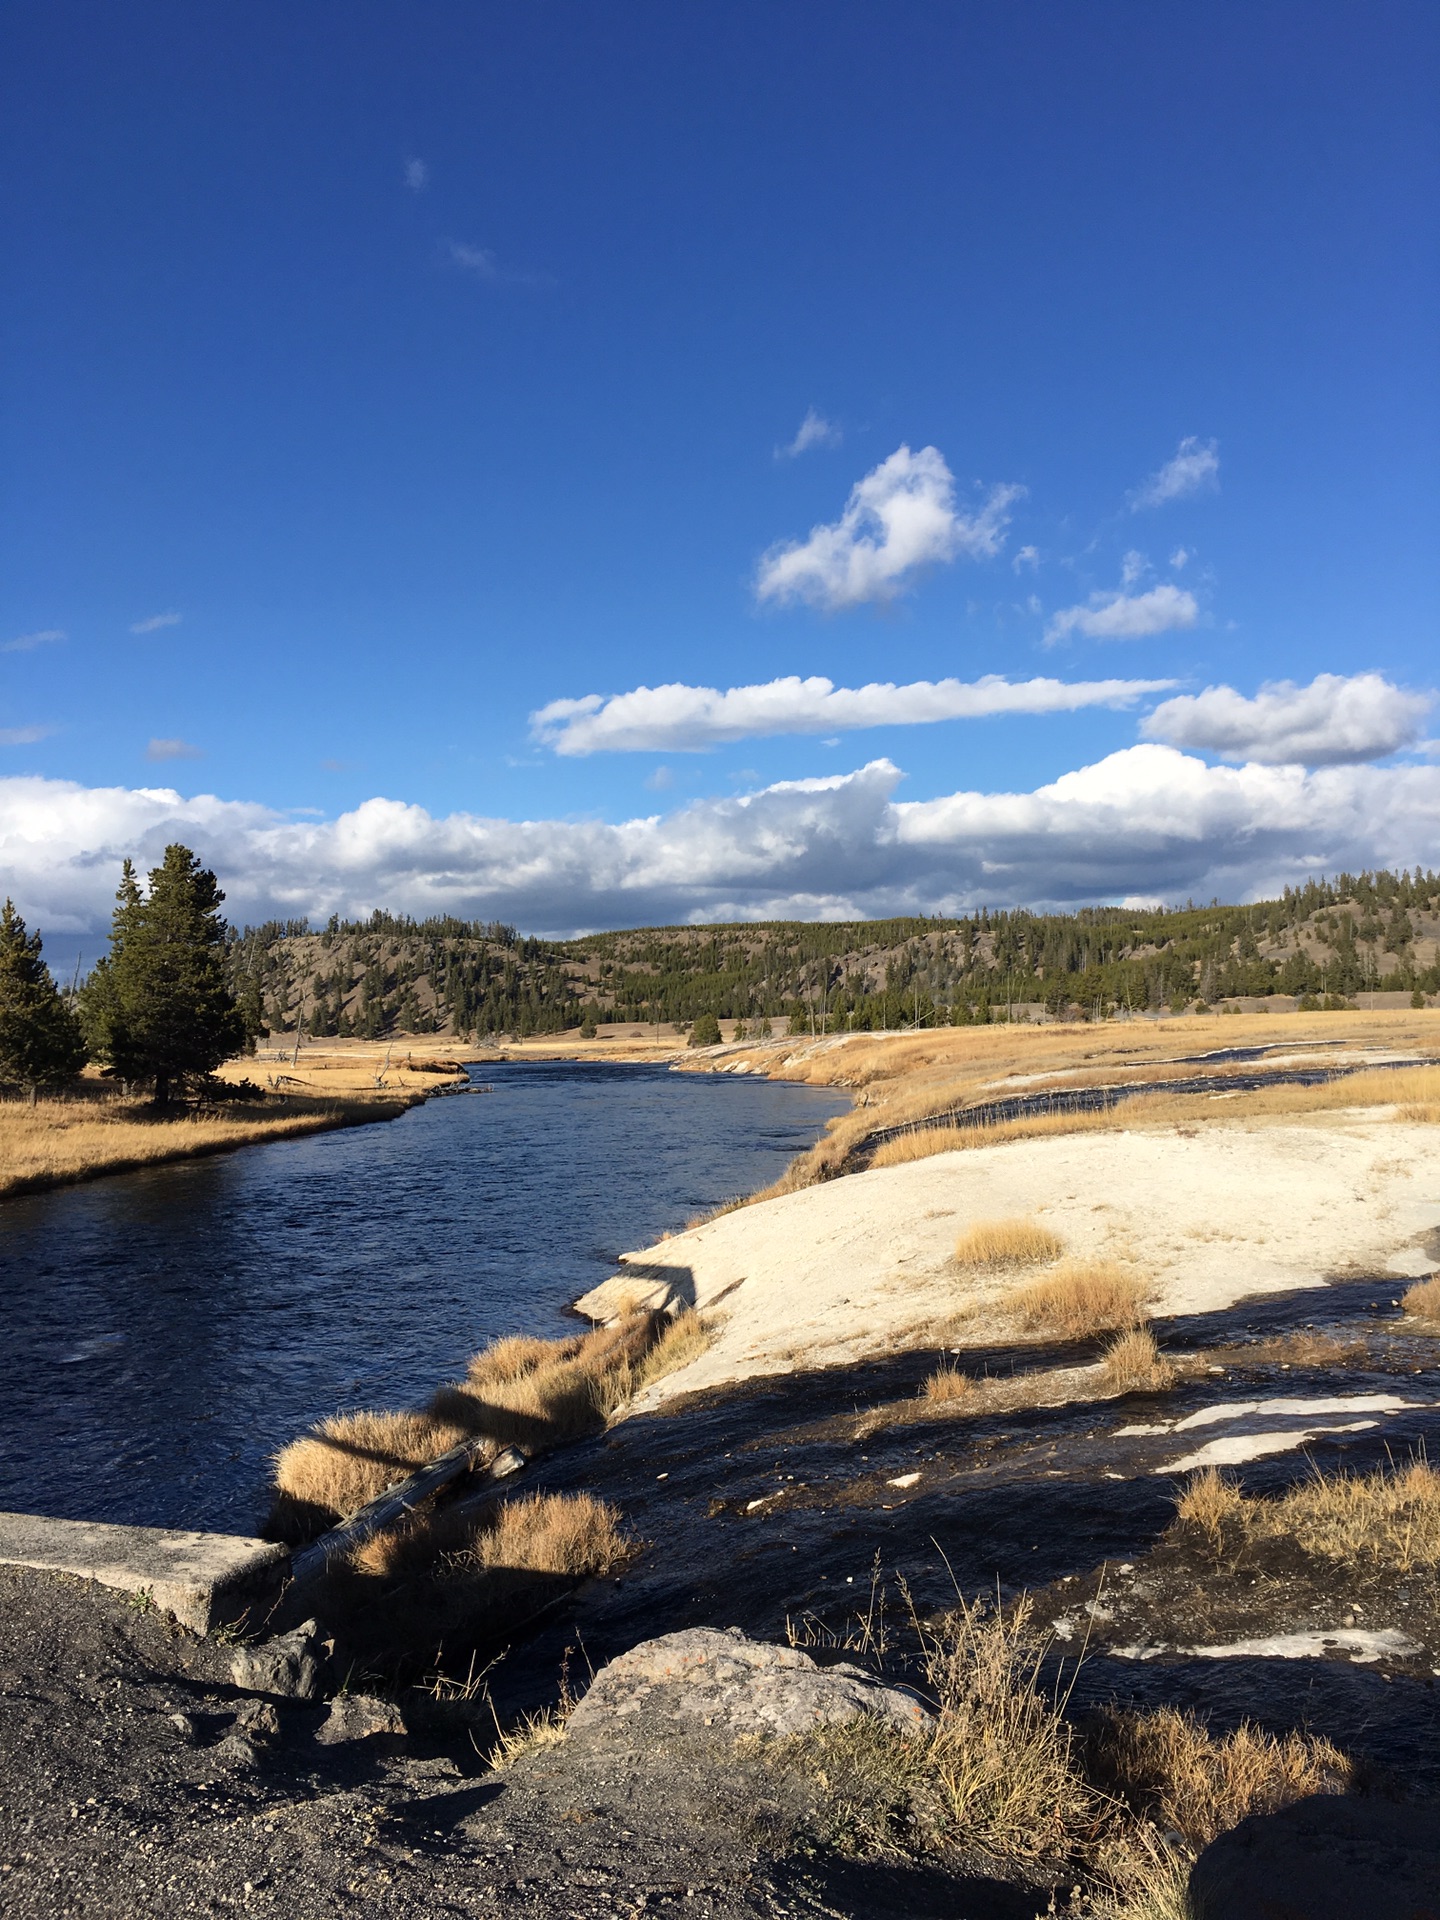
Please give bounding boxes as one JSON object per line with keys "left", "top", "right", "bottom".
{"left": 952, "top": 1215, "right": 1063, "bottom": 1272}
{"left": 1012, "top": 1260, "right": 1148, "bottom": 1338}
{"left": 1100, "top": 1326, "right": 1175, "bottom": 1393}
{"left": 1171, "top": 1456, "right": 1440, "bottom": 1569}
{"left": 1402, "top": 1275, "right": 1440, "bottom": 1326}
{"left": 920, "top": 1363, "right": 977, "bottom": 1406}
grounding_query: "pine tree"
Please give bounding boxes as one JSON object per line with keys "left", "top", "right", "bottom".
{"left": 83, "top": 845, "right": 245, "bottom": 1104}
{"left": 0, "top": 900, "right": 88, "bottom": 1100}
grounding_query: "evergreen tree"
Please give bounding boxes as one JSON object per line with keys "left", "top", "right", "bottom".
{"left": 0, "top": 900, "right": 87, "bottom": 1099}
{"left": 83, "top": 845, "right": 245, "bottom": 1103}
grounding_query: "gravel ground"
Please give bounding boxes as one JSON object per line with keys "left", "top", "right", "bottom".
{"left": 0, "top": 1566, "right": 1040, "bottom": 1920}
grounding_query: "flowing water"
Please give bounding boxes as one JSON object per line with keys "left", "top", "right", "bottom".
{"left": 0, "top": 1062, "right": 846, "bottom": 1533}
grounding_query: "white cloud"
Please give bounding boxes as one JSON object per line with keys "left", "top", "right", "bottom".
{"left": 755, "top": 445, "right": 1023, "bottom": 610}
{"left": 405, "top": 157, "right": 428, "bottom": 192}
{"left": 0, "top": 726, "right": 52, "bottom": 746}
{"left": 2, "top": 628, "right": 65, "bottom": 653}
{"left": 776, "top": 408, "right": 841, "bottom": 459}
{"left": 1170, "top": 546, "right": 1192, "bottom": 570}
{"left": 1045, "top": 583, "right": 1199, "bottom": 646}
{"left": 1129, "top": 436, "right": 1220, "bottom": 511}
{"left": 446, "top": 240, "right": 548, "bottom": 287}
{"left": 146, "top": 737, "right": 203, "bottom": 762}
{"left": 5, "top": 751, "right": 1439, "bottom": 937}
{"left": 1012, "top": 545, "right": 1039, "bottom": 573}
{"left": 1120, "top": 549, "right": 1147, "bottom": 588}
{"left": 644, "top": 765, "right": 675, "bottom": 791}
{"left": 533, "top": 672, "right": 1179, "bottom": 755}
{"left": 1142, "top": 672, "right": 1433, "bottom": 767}
{"left": 130, "top": 611, "right": 182, "bottom": 635}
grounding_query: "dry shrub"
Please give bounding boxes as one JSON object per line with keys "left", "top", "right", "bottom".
{"left": 469, "top": 1490, "right": 628, "bottom": 1577}
{"left": 626, "top": 1308, "right": 715, "bottom": 1393}
{"left": 922, "top": 1364, "right": 977, "bottom": 1406}
{"left": 1263, "top": 1456, "right": 1440, "bottom": 1569}
{"left": 953, "top": 1216, "right": 1063, "bottom": 1272}
{"left": 1173, "top": 1466, "right": 1244, "bottom": 1546}
{"left": 1012, "top": 1260, "right": 1147, "bottom": 1338}
{"left": 1089, "top": 1705, "right": 1349, "bottom": 1850}
{"left": 1100, "top": 1327, "right": 1175, "bottom": 1394}
{"left": 429, "top": 1311, "right": 664, "bottom": 1449}
{"left": 466, "top": 1333, "right": 573, "bottom": 1387}
{"left": 272, "top": 1409, "right": 474, "bottom": 1527}
{"left": 1173, "top": 1457, "right": 1440, "bottom": 1570}
{"left": 1402, "top": 1275, "right": 1440, "bottom": 1325}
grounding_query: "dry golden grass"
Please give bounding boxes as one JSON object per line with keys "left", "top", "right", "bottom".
{"left": 1173, "top": 1457, "right": 1440, "bottom": 1569}
{"left": 272, "top": 1409, "right": 476, "bottom": 1528}
{"left": 1173, "top": 1467, "right": 1245, "bottom": 1546}
{"left": 1402, "top": 1275, "right": 1440, "bottom": 1325}
{"left": 0, "top": 1087, "right": 409, "bottom": 1201}
{"left": 869, "top": 1105, "right": 1125, "bottom": 1168}
{"left": 1100, "top": 1326, "right": 1175, "bottom": 1393}
{"left": 1088, "top": 1705, "right": 1349, "bottom": 1851}
{"left": 921, "top": 1363, "right": 977, "bottom": 1405}
{"left": 952, "top": 1215, "right": 1063, "bottom": 1271}
{"left": 1012, "top": 1260, "right": 1148, "bottom": 1338}
{"left": 429, "top": 1312, "right": 663, "bottom": 1449}
{"left": 468, "top": 1490, "right": 628, "bottom": 1577}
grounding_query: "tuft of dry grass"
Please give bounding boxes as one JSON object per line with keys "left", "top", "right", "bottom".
{"left": 468, "top": 1490, "right": 629, "bottom": 1578}
{"left": 626, "top": 1308, "right": 715, "bottom": 1394}
{"left": 952, "top": 1216, "right": 1063, "bottom": 1272}
{"left": 1173, "top": 1456, "right": 1440, "bottom": 1570}
{"left": 272, "top": 1409, "right": 476, "bottom": 1531}
{"left": 1012, "top": 1260, "right": 1148, "bottom": 1338}
{"left": 271, "top": 1312, "right": 670, "bottom": 1535}
{"left": 1100, "top": 1326, "right": 1175, "bottom": 1393}
{"left": 1173, "top": 1466, "right": 1245, "bottom": 1546}
{"left": 869, "top": 1105, "right": 1125, "bottom": 1169}
{"left": 1088, "top": 1704, "right": 1349, "bottom": 1850}
{"left": 921, "top": 1363, "right": 976, "bottom": 1405}
{"left": 1402, "top": 1275, "right": 1440, "bottom": 1325}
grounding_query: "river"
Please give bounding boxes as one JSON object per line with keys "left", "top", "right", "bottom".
{"left": 1, "top": 1061, "right": 846, "bottom": 1534}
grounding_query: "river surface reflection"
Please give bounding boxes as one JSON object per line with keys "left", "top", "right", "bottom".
{"left": 2, "top": 1062, "right": 846, "bottom": 1532}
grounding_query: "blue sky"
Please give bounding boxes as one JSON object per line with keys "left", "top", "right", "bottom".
{"left": 3, "top": 2, "right": 1438, "bottom": 938}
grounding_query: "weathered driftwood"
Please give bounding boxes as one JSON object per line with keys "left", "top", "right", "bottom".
{"left": 284, "top": 1439, "right": 527, "bottom": 1604}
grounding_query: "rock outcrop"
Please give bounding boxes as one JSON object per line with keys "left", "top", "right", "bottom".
{"left": 567, "top": 1626, "right": 932, "bottom": 1741}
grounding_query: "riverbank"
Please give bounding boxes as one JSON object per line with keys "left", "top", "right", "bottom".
{"left": 0, "top": 1081, "right": 418, "bottom": 1203}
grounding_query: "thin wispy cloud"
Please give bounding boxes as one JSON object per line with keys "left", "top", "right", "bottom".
{"left": 1170, "top": 546, "right": 1192, "bottom": 569}
{"left": 1129, "top": 436, "right": 1220, "bottom": 511}
{"left": 1012, "top": 545, "right": 1039, "bottom": 573}
{"left": 1142, "top": 671, "right": 1433, "bottom": 767}
{"left": 2, "top": 628, "right": 65, "bottom": 653}
{"left": 0, "top": 726, "right": 52, "bottom": 746}
{"left": 145, "top": 737, "right": 203, "bottom": 762}
{"left": 404, "top": 157, "right": 428, "bottom": 192}
{"left": 756, "top": 445, "right": 1023, "bottom": 611}
{"left": 130, "top": 611, "right": 182, "bottom": 635}
{"left": 1045, "top": 582, "right": 1198, "bottom": 646}
{"left": 534, "top": 672, "right": 1179, "bottom": 755}
{"left": 7, "top": 752, "right": 1439, "bottom": 935}
{"left": 446, "top": 240, "right": 550, "bottom": 288}
{"left": 775, "top": 407, "right": 842, "bottom": 459}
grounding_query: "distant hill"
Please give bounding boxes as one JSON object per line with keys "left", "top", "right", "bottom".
{"left": 227, "top": 868, "right": 1440, "bottom": 1041}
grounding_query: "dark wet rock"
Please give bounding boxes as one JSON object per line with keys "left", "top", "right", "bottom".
{"left": 229, "top": 1618, "right": 320, "bottom": 1699}
{"left": 314, "top": 1691, "right": 405, "bottom": 1744}
{"left": 1190, "top": 1793, "right": 1440, "bottom": 1918}
{"left": 568, "top": 1626, "right": 933, "bottom": 1741}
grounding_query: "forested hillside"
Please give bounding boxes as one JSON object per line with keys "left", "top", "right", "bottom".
{"left": 228, "top": 868, "right": 1440, "bottom": 1041}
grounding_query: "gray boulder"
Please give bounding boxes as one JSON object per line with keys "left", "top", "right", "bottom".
{"left": 229, "top": 1618, "right": 321, "bottom": 1700}
{"left": 567, "top": 1626, "right": 933, "bottom": 1742}
{"left": 1190, "top": 1793, "right": 1440, "bottom": 1919}
{"left": 315, "top": 1692, "right": 405, "bottom": 1745}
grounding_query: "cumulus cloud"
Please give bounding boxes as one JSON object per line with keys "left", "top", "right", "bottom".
{"left": 1129, "top": 436, "right": 1220, "bottom": 511}
{"left": 146, "top": 737, "right": 203, "bottom": 762}
{"left": 404, "top": 157, "right": 428, "bottom": 191}
{"left": 2, "top": 629, "right": 64, "bottom": 653}
{"left": 755, "top": 445, "right": 1023, "bottom": 610}
{"left": 7, "top": 749, "right": 1439, "bottom": 939}
{"left": 776, "top": 408, "right": 841, "bottom": 459}
{"left": 1142, "top": 672, "right": 1433, "bottom": 767}
{"left": 1045, "top": 583, "right": 1198, "bottom": 646}
{"left": 131, "top": 611, "right": 182, "bottom": 635}
{"left": 533, "top": 672, "right": 1178, "bottom": 755}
